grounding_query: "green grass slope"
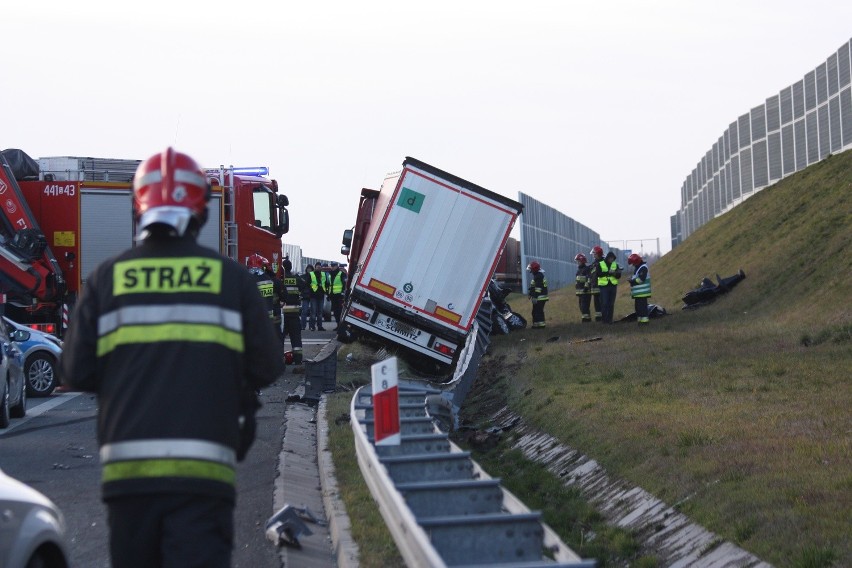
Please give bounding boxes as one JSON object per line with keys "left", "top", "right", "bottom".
{"left": 647, "top": 150, "right": 851, "bottom": 326}
{"left": 471, "top": 151, "right": 852, "bottom": 567}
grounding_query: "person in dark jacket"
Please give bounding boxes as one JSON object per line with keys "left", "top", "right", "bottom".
{"left": 527, "top": 260, "right": 549, "bottom": 328}
{"left": 307, "top": 264, "right": 327, "bottom": 331}
{"left": 627, "top": 253, "right": 652, "bottom": 325}
{"left": 299, "top": 265, "right": 314, "bottom": 330}
{"left": 326, "top": 261, "right": 347, "bottom": 329}
{"left": 574, "top": 252, "right": 592, "bottom": 323}
{"left": 280, "top": 264, "right": 304, "bottom": 364}
{"left": 58, "top": 148, "right": 283, "bottom": 568}
{"left": 597, "top": 250, "right": 622, "bottom": 324}
{"left": 248, "top": 254, "right": 285, "bottom": 346}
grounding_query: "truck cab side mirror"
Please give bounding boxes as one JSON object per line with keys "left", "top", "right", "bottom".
{"left": 340, "top": 228, "right": 353, "bottom": 256}
{"left": 276, "top": 207, "right": 289, "bottom": 237}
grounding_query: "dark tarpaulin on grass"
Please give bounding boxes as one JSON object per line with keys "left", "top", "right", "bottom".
{"left": 681, "top": 269, "right": 746, "bottom": 309}
{"left": 619, "top": 304, "right": 668, "bottom": 322}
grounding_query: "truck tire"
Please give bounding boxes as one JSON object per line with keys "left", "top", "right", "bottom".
{"left": 491, "top": 313, "right": 510, "bottom": 335}
{"left": 25, "top": 353, "right": 57, "bottom": 397}
{"left": 0, "top": 379, "right": 10, "bottom": 428}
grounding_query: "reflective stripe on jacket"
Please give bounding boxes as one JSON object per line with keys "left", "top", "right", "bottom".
{"left": 528, "top": 271, "right": 549, "bottom": 301}
{"left": 575, "top": 265, "right": 591, "bottom": 295}
{"left": 101, "top": 439, "right": 237, "bottom": 485}
{"left": 630, "top": 264, "right": 652, "bottom": 298}
{"left": 281, "top": 277, "right": 302, "bottom": 314}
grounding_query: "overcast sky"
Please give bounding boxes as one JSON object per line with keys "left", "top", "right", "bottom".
{"left": 4, "top": 1, "right": 850, "bottom": 260}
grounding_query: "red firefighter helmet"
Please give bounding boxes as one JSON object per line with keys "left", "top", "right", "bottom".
{"left": 628, "top": 253, "right": 643, "bottom": 266}
{"left": 527, "top": 261, "right": 541, "bottom": 272}
{"left": 574, "top": 253, "right": 587, "bottom": 263}
{"left": 590, "top": 245, "right": 604, "bottom": 257}
{"left": 247, "top": 253, "right": 269, "bottom": 274}
{"left": 133, "top": 148, "right": 210, "bottom": 236}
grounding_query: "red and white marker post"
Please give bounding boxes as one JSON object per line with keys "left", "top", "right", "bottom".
{"left": 371, "top": 357, "right": 401, "bottom": 446}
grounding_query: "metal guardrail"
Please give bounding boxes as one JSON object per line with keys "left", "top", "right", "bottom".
{"left": 351, "top": 383, "right": 597, "bottom": 567}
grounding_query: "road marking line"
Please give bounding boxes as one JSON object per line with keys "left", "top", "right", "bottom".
{"left": 0, "top": 392, "right": 84, "bottom": 436}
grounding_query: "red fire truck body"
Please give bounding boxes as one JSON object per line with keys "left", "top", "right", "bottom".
{"left": 1, "top": 153, "right": 289, "bottom": 336}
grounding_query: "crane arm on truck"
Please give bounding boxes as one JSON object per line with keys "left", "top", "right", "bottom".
{"left": 0, "top": 152, "right": 64, "bottom": 304}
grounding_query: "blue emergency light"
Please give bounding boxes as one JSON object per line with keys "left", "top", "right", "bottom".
{"left": 232, "top": 166, "right": 269, "bottom": 177}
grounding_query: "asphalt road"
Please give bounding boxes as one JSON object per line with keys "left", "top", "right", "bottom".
{"left": 0, "top": 330, "right": 335, "bottom": 568}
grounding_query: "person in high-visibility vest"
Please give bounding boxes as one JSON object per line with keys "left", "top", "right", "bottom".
{"left": 627, "top": 253, "right": 652, "bottom": 325}
{"left": 326, "top": 261, "right": 347, "bottom": 329}
{"left": 527, "top": 261, "right": 549, "bottom": 328}
{"left": 596, "top": 250, "right": 622, "bottom": 324}
{"left": 307, "top": 264, "right": 328, "bottom": 331}
{"left": 59, "top": 148, "right": 283, "bottom": 568}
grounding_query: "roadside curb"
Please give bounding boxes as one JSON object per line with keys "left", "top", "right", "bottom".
{"left": 317, "top": 397, "right": 360, "bottom": 567}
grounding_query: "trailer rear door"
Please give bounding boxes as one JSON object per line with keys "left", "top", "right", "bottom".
{"left": 357, "top": 161, "right": 520, "bottom": 332}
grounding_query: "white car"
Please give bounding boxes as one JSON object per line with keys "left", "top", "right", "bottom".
{"left": 0, "top": 468, "right": 70, "bottom": 568}
{"left": 3, "top": 318, "right": 63, "bottom": 397}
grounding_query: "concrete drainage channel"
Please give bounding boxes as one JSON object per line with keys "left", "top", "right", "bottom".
{"left": 487, "top": 405, "right": 773, "bottom": 568}
{"left": 350, "top": 383, "right": 597, "bottom": 568}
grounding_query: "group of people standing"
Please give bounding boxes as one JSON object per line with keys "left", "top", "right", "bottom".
{"left": 573, "top": 246, "right": 652, "bottom": 325}
{"left": 525, "top": 245, "right": 652, "bottom": 329}
{"left": 297, "top": 262, "right": 347, "bottom": 331}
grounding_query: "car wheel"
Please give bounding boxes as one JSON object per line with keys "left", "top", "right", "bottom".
{"left": 0, "top": 379, "right": 10, "bottom": 428}
{"left": 25, "top": 353, "right": 57, "bottom": 397}
{"left": 10, "top": 377, "right": 26, "bottom": 418}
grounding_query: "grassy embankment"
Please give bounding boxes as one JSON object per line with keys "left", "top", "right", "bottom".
{"left": 327, "top": 150, "right": 851, "bottom": 567}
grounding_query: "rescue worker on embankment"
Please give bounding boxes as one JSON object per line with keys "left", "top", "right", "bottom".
{"left": 595, "top": 249, "right": 622, "bottom": 324}
{"left": 627, "top": 253, "right": 652, "bottom": 325}
{"left": 58, "top": 147, "right": 284, "bottom": 568}
{"left": 574, "top": 252, "right": 592, "bottom": 323}
{"left": 527, "top": 260, "right": 549, "bottom": 328}
{"left": 588, "top": 245, "right": 604, "bottom": 321}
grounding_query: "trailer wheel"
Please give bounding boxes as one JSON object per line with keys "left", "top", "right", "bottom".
{"left": 25, "top": 353, "right": 57, "bottom": 397}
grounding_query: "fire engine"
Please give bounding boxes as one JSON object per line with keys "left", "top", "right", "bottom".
{"left": 0, "top": 149, "right": 289, "bottom": 337}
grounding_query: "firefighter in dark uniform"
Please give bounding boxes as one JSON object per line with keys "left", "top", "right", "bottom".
{"left": 59, "top": 148, "right": 284, "bottom": 568}
{"left": 588, "top": 245, "right": 604, "bottom": 321}
{"left": 527, "top": 260, "right": 549, "bottom": 328}
{"left": 574, "top": 253, "right": 592, "bottom": 323}
{"left": 248, "top": 254, "right": 285, "bottom": 347}
{"left": 280, "top": 265, "right": 304, "bottom": 364}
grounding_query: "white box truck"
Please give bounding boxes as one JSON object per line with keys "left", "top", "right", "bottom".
{"left": 338, "top": 157, "right": 523, "bottom": 374}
